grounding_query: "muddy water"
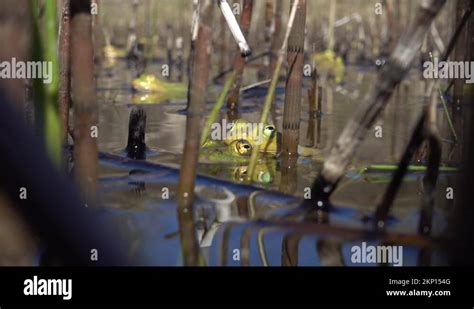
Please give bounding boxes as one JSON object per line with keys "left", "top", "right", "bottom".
{"left": 94, "top": 59, "right": 460, "bottom": 266}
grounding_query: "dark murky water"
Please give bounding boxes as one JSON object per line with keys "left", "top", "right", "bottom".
{"left": 91, "top": 59, "right": 460, "bottom": 266}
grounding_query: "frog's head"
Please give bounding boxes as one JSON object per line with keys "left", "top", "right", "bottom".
{"left": 230, "top": 139, "right": 252, "bottom": 156}
{"left": 223, "top": 119, "right": 279, "bottom": 155}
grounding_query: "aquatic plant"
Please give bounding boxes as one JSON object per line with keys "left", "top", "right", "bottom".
{"left": 246, "top": 0, "right": 301, "bottom": 182}
{"left": 282, "top": 0, "right": 306, "bottom": 162}
{"left": 312, "top": 50, "right": 345, "bottom": 84}
{"left": 70, "top": 0, "right": 98, "bottom": 201}
{"left": 32, "top": 0, "right": 61, "bottom": 166}
{"left": 177, "top": 0, "right": 214, "bottom": 266}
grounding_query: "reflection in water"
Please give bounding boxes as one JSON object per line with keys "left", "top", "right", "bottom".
{"left": 281, "top": 233, "right": 302, "bottom": 266}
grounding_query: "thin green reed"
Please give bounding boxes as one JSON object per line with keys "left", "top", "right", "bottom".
{"left": 32, "top": 0, "right": 61, "bottom": 167}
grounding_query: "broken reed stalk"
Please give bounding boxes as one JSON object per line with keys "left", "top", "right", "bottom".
{"left": 280, "top": 0, "right": 306, "bottom": 195}
{"left": 269, "top": 0, "right": 283, "bottom": 75}
{"left": 282, "top": 0, "right": 306, "bottom": 159}
{"left": 226, "top": 0, "right": 254, "bottom": 117}
{"left": 304, "top": 0, "right": 447, "bottom": 209}
{"left": 177, "top": 0, "right": 213, "bottom": 266}
{"left": 32, "top": 0, "right": 62, "bottom": 167}
{"left": 246, "top": 0, "right": 300, "bottom": 182}
{"left": 126, "top": 107, "right": 147, "bottom": 160}
{"left": 70, "top": 0, "right": 98, "bottom": 201}
{"left": 58, "top": 0, "right": 71, "bottom": 151}
{"left": 200, "top": 72, "right": 237, "bottom": 147}
{"left": 218, "top": 0, "right": 252, "bottom": 57}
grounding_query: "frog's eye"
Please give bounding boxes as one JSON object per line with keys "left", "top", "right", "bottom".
{"left": 235, "top": 140, "right": 252, "bottom": 155}
{"left": 263, "top": 125, "right": 276, "bottom": 137}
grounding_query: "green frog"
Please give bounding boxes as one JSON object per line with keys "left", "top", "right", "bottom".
{"left": 312, "top": 49, "right": 345, "bottom": 84}
{"left": 199, "top": 139, "right": 276, "bottom": 184}
{"left": 199, "top": 118, "right": 280, "bottom": 184}
{"left": 222, "top": 118, "right": 279, "bottom": 155}
{"left": 200, "top": 139, "right": 253, "bottom": 164}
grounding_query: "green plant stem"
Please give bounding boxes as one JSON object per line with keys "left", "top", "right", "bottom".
{"left": 363, "top": 164, "right": 458, "bottom": 173}
{"left": 32, "top": 1, "right": 61, "bottom": 167}
{"left": 200, "top": 71, "right": 236, "bottom": 146}
{"left": 246, "top": 0, "right": 300, "bottom": 182}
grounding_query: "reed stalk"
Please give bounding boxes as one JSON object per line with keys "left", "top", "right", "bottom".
{"left": 177, "top": 0, "right": 214, "bottom": 266}
{"left": 282, "top": 0, "right": 306, "bottom": 158}
{"left": 70, "top": 0, "right": 98, "bottom": 201}
{"left": 200, "top": 72, "right": 236, "bottom": 147}
{"left": 246, "top": 0, "right": 300, "bottom": 182}
{"left": 327, "top": 0, "right": 337, "bottom": 51}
